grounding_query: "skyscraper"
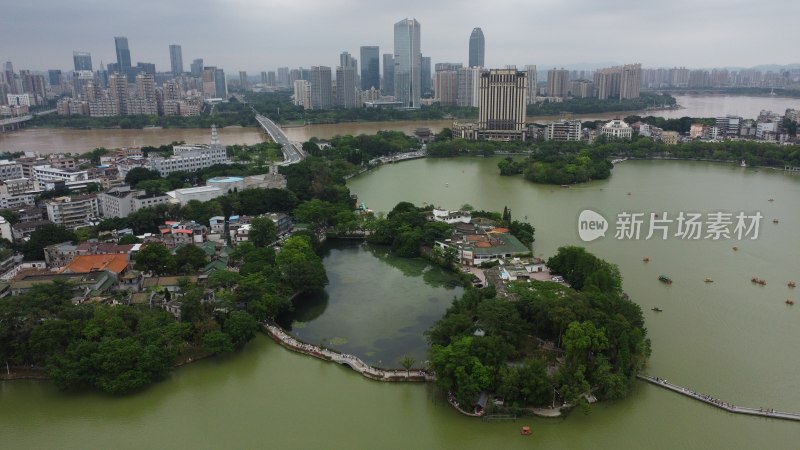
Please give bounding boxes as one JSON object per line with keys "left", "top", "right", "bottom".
{"left": 468, "top": 28, "right": 485, "bottom": 68}
{"left": 547, "top": 68, "right": 569, "bottom": 98}
{"left": 191, "top": 59, "right": 204, "bottom": 77}
{"left": 109, "top": 73, "right": 128, "bottom": 115}
{"left": 524, "top": 65, "right": 537, "bottom": 104}
{"left": 457, "top": 67, "right": 482, "bottom": 107}
{"left": 393, "top": 18, "right": 421, "bottom": 108}
{"left": 382, "top": 54, "right": 394, "bottom": 95}
{"left": 336, "top": 64, "right": 358, "bottom": 109}
{"left": 214, "top": 68, "right": 227, "bottom": 98}
{"left": 309, "top": 66, "right": 332, "bottom": 109}
{"left": 477, "top": 69, "right": 527, "bottom": 140}
{"left": 114, "top": 37, "right": 132, "bottom": 80}
{"left": 434, "top": 70, "right": 458, "bottom": 106}
{"left": 73, "top": 51, "right": 93, "bottom": 71}
{"left": 277, "top": 67, "right": 290, "bottom": 88}
{"left": 421, "top": 56, "right": 431, "bottom": 96}
{"left": 360, "top": 46, "right": 380, "bottom": 91}
{"left": 169, "top": 45, "right": 183, "bottom": 76}
{"left": 239, "top": 71, "right": 248, "bottom": 90}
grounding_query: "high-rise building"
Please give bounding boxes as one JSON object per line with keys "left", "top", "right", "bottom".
{"left": 620, "top": 63, "right": 641, "bottom": 100}
{"left": 435, "top": 70, "right": 458, "bottom": 106}
{"left": 293, "top": 80, "right": 312, "bottom": 109}
{"left": 114, "top": 36, "right": 132, "bottom": 80}
{"left": 108, "top": 73, "right": 128, "bottom": 115}
{"left": 191, "top": 59, "right": 204, "bottom": 77}
{"left": 547, "top": 68, "right": 569, "bottom": 98}
{"left": 169, "top": 45, "right": 183, "bottom": 76}
{"left": 73, "top": 51, "right": 93, "bottom": 71}
{"left": 277, "top": 67, "right": 290, "bottom": 88}
{"left": 260, "top": 71, "right": 268, "bottom": 85}
{"left": 435, "top": 63, "right": 463, "bottom": 72}
{"left": 468, "top": 28, "right": 485, "bottom": 68}
{"left": 136, "top": 62, "right": 155, "bottom": 76}
{"left": 47, "top": 70, "right": 62, "bottom": 87}
{"left": 239, "top": 71, "right": 248, "bottom": 90}
{"left": 382, "top": 54, "right": 394, "bottom": 95}
{"left": 421, "top": 56, "right": 432, "bottom": 96}
{"left": 524, "top": 65, "right": 537, "bottom": 104}
{"left": 202, "top": 67, "right": 217, "bottom": 97}
{"left": 393, "top": 18, "right": 421, "bottom": 108}
{"left": 360, "top": 46, "right": 380, "bottom": 91}
{"left": 594, "top": 63, "right": 641, "bottom": 100}
{"left": 477, "top": 69, "right": 527, "bottom": 140}
{"left": 336, "top": 65, "right": 358, "bottom": 108}
{"left": 131, "top": 73, "right": 157, "bottom": 115}
{"left": 214, "top": 68, "right": 227, "bottom": 98}
{"left": 457, "top": 66, "right": 482, "bottom": 107}
{"left": 340, "top": 52, "right": 357, "bottom": 69}
{"left": 267, "top": 71, "right": 276, "bottom": 86}
{"left": 309, "top": 66, "right": 332, "bottom": 109}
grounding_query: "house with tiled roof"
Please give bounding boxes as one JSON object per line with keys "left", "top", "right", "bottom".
{"left": 60, "top": 253, "right": 130, "bottom": 279}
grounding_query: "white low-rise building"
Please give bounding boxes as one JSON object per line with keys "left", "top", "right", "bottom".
{"left": 33, "top": 165, "right": 88, "bottom": 183}
{"left": 149, "top": 126, "right": 229, "bottom": 176}
{"left": 45, "top": 195, "right": 100, "bottom": 230}
{"left": 601, "top": 119, "right": 633, "bottom": 140}
{"left": 166, "top": 186, "right": 224, "bottom": 205}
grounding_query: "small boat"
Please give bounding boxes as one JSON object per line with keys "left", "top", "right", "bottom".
{"left": 789, "top": 282, "right": 797, "bottom": 288}
{"left": 786, "top": 300, "right": 794, "bottom": 306}
{"left": 659, "top": 275, "right": 673, "bottom": 285}
{"left": 768, "top": 198, "right": 774, "bottom": 202}
{"left": 652, "top": 307, "right": 663, "bottom": 312}
{"left": 732, "top": 246, "right": 738, "bottom": 251}
{"left": 520, "top": 426, "right": 532, "bottom": 435}
{"left": 560, "top": 184, "right": 570, "bottom": 188}
{"left": 642, "top": 257, "right": 650, "bottom": 263}
{"left": 773, "top": 219, "right": 779, "bottom": 224}
{"left": 704, "top": 278, "right": 714, "bottom": 283}
{"left": 627, "top": 192, "right": 632, "bottom": 196}
{"left": 751, "top": 277, "right": 767, "bottom": 286}
{"left": 741, "top": 160, "right": 747, "bottom": 168}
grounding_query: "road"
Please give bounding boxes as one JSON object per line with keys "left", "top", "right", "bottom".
{"left": 252, "top": 108, "right": 306, "bottom": 165}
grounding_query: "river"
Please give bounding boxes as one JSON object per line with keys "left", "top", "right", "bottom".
{"left": 2, "top": 158, "right": 800, "bottom": 449}
{"left": 1, "top": 94, "right": 798, "bottom": 155}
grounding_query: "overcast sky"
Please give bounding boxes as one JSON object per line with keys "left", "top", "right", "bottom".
{"left": 4, "top": 0, "right": 799, "bottom": 73}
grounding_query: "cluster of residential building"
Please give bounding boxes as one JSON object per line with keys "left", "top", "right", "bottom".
{"left": 0, "top": 127, "right": 286, "bottom": 243}
{"left": 532, "top": 107, "right": 800, "bottom": 145}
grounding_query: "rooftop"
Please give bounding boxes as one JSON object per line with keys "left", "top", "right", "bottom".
{"left": 61, "top": 253, "right": 129, "bottom": 275}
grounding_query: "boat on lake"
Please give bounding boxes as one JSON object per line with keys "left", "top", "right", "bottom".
{"left": 659, "top": 275, "right": 673, "bottom": 284}
{"left": 643, "top": 257, "right": 650, "bottom": 262}
{"left": 652, "top": 307, "right": 663, "bottom": 312}
{"left": 786, "top": 300, "right": 794, "bottom": 306}
{"left": 751, "top": 277, "right": 767, "bottom": 286}
{"left": 704, "top": 278, "right": 714, "bottom": 283}
{"left": 773, "top": 219, "right": 779, "bottom": 224}
{"left": 521, "top": 426, "right": 532, "bottom": 435}
{"left": 790, "top": 282, "right": 797, "bottom": 288}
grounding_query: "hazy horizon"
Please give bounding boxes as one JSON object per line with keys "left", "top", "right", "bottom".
{"left": 4, "top": 0, "right": 799, "bottom": 74}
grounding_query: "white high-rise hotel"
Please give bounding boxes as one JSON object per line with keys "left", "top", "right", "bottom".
{"left": 393, "top": 18, "right": 421, "bottom": 108}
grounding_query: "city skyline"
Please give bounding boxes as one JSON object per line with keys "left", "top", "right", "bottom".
{"left": 3, "top": 0, "right": 800, "bottom": 73}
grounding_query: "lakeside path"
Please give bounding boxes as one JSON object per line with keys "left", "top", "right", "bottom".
{"left": 262, "top": 323, "right": 434, "bottom": 382}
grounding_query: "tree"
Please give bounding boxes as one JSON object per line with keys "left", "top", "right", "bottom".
{"left": 118, "top": 235, "right": 142, "bottom": 245}
{"left": 223, "top": 311, "right": 258, "bottom": 348}
{"left": 399, "top": 354, "right": 416, "bottom": 376}
{"left": 202, "top": 330, "right": 234, "bottom": 354}
{"left": 135, "top": 243, "right": 177, "bottom": 275}
{"left": 124, "top": 167, "right": 162, "bottom": 187}
{"left": 275, "top": 235, "right": 327, "bottom": 292}
{"left": 249, "top": 216, "right": 278, "bottom": 247}
{"left": 0, "top": 209, "right": 19, "bottom": 224}
{"left": 175, "top": 244, "right": 208, "bottom": 274}
{"left": 22, "top": 225, "right": 77, "bottom": 260}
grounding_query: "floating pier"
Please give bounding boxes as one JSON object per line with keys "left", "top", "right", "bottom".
{"left": 638, "top": 375, "right": 800, "bottom": 422}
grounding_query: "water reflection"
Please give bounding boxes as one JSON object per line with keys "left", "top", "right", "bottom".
{"left": 283, "top": 239, "right": 463, "bottom": 365}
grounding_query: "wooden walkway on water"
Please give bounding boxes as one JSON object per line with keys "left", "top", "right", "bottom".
{"left": 638, "top": 375, "right": 800, "bottom": 422}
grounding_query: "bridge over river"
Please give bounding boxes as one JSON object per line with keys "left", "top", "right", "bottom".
{"left": 0, "top": 115, "right": 32, "bottom": 133}
{"left": 253, "top": 112, "right": 306, "bottom": 165}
